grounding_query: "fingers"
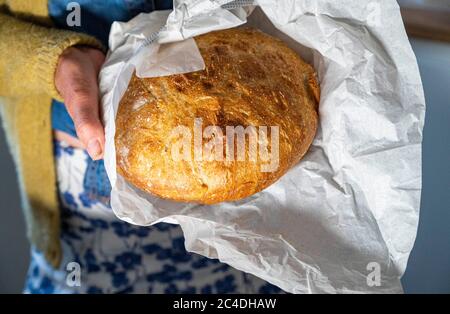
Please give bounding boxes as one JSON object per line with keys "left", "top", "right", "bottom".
{"left": 53, "top": 130, "right": 84, "bottom": 149}
{"left": 55, "top": 47, "right": 106, "bottom": 160}
{"left": 64, "top": 76, "right": 104, "bottom": 160}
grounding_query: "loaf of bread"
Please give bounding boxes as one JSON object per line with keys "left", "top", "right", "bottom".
{"left": 115, "top": 27, "right": 319, "bottom": 204}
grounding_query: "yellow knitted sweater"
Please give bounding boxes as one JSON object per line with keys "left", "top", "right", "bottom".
{"left": 0, "top": 0, "right": 103, "bottom": 267}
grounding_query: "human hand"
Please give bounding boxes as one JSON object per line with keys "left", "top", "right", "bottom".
{"left": 55, "top": 46, "right": 106, "bottom": 160}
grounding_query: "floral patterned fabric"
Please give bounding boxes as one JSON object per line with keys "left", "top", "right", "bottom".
{"left": 24, "top": 141, "right": 282, "bottom": 294}
{"left": 24, "top": 0, "right": 285, "bottom": 295}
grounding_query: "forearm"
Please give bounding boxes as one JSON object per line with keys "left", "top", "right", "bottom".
{"left": 0, "top": 12, "right": 104, "bottom": 100}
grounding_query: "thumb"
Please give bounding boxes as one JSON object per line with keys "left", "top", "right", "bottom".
{"left": 66, "top": 85, "right": 105, "bottom": 160}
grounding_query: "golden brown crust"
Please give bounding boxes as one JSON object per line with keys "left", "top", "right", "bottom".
{"left": 115, "top": 27, "right": 319, "bottom": 204}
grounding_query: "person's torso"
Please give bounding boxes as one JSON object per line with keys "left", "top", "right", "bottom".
{"left": 49, "top": 0, "right": 173, "bottom": 203}
{"left": 48, "top": 0, "right": 173, "bottom": 46}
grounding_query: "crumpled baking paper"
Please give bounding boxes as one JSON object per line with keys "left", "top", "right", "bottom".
{"left": 99, "top": 0, "right": 426, "bottom": 293}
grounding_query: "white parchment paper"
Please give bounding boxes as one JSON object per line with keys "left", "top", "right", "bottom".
{"left": 99, "top": 0, "right": 425, "bottom": 293}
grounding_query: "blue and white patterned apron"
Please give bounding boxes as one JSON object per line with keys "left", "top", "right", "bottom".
{"left": 23, "top": 0, "right": 284, "bottom": 294}
{"left": 24, "top": 140, "right": 282, "bottom": 294}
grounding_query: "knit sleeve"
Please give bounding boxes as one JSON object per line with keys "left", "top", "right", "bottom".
{"left": 0, "top": 12, "right": 104, "bottom": 101}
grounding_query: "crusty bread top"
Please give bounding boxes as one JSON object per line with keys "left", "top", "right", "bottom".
{"left": 115, "top": 27, "right": 319, "bottom": 204}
